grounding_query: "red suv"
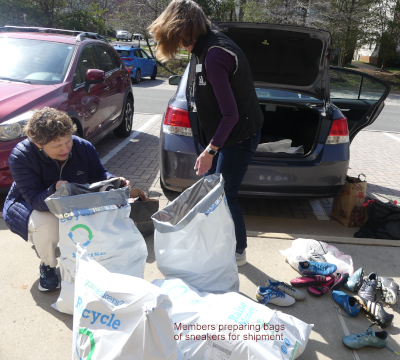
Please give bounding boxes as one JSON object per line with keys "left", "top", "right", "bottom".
{"left": 0, "top": 27, "right": 134, "bottom": 188}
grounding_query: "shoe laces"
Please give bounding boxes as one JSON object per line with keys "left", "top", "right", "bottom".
{"left": 263, "top": 287, "right": 286, "bottom": 303}
{"left": 360, "top": 279, "right": 376, "bottom": 292}
{"left": 278, "top": 282, "right": 296, "bottom": 293}
{"left": 356, "top": 328, "right": 374, "bottom": 339}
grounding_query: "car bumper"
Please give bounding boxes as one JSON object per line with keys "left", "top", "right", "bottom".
{"left": 160, "top": 132, "right": 349, "bottom": 197}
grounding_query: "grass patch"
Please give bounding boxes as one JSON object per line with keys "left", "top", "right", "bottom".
{"left": 157, "top": 58, "right": 190, "bottom": 77}
{"left": 349, "top": 67, "right": 400, "bottom": 93}
{"left": 345, "top": 64, "right": 358, "bottom": 68}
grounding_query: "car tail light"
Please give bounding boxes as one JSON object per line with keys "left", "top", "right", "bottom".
{"left": 163, "top": 106, "right": 193, "bottom": 137}
{"left": 326, "top": 117, "right": 349, "bottom": 144}
{"left": 122, "top": 58, "right": 134, "bottom": 61}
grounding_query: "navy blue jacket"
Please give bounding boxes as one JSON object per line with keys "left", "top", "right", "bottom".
{"left": 3, "top": 136, "right": 114, "bottom": 240}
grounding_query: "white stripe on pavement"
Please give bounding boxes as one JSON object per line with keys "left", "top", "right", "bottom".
{"left": 308, "top": 199, "right": 330, "bottom": 220}
{"left": 100, "top": 114, "right": 161, "bottom": 165}
{"left": 383, "top": 132, "right": 400, "bottom": 143}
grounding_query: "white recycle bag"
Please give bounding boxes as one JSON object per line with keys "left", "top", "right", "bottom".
{"left": 72, "top": 247, "right": 181, "bottom": 360}
{"left": 45, "top": 179, "right": 148, "bottom": 314}
{"left": 152, "top": 174, "right": 239, "bottom": 293}
{"left": 153, "top": 278, "right": 313, "bottom": 360}
{"left": 279, "top": 238, "right": 354, "bottom": 275}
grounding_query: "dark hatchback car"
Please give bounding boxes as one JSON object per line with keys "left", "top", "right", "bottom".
{"left": 160, "top": 23, "right": 390, "bottom": 198}
{"left": 0, "top": 27, "right": 134, "bottom": 189}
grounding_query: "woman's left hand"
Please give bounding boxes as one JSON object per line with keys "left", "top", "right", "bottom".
{"left": 194, "top": 151, "right": 214, "bottom": 176}
{"left": 111, "top": 177, "right": 130, "bottom": 187}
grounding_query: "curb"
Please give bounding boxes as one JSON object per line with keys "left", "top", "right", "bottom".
{"left": 247, "top": 231, "right": 400, "bottom": 247}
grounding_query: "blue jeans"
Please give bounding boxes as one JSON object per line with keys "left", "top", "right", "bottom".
{"left": 205, "top": 129, "right": 261, "bottom": 251}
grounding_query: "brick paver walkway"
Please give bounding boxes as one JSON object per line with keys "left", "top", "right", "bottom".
{"left": 95, "top": 113, "right": 400, "bottom": 220}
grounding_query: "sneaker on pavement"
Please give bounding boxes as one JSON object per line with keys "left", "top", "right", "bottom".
{"left": 39, "top": 263, "right": 60, "bottom": 292}
{"left": 291, "top": 275, "right": 331, "bottom": 287}
{"left": 358, "top": 272, "right": 378, "bottom": 302}
{"left": 344, "top": 267, "right": 364, "bottom": 292}
{"left": 379, "top": 277, "right": 399, "bottom": 305}
{"left": 266, "top": 279, "right": 306, "bottom": 300}
{"left": 354, "top": 295, "right": 394, "bottom": 329}
{"left": 298, "top": 261, "right": 337, "bottom": 276}
{"left": 342, "top": 327, "right": 388, "bottom": 350}
{"left": 331, "top": 273, "right": 349, "bottom": 291}
{"left": 235, "top": 249, "right": 247, "bottom": 267}
{"left": 256, "top": 286, "right": 296, "bottom": 307}
{"left": 332, "top": 290, "right": 361, "bottom": 317}
{"left": 307, "top": 251, "right": 327, "bottom": 263}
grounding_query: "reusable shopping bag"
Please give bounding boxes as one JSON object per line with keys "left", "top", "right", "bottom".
{"left": 151, "top": 174, "right": 239, "bottom": 293}
{"left": 45, "top": 179, "right": 148, "bottom": 315}
{"left": 73, "top": 247, "right": 182, "bottom": 360}
{"left": 332, "top": 175, "right": 368, "bottom": 227}
{"left": 279, "top": 238, "right": 354, "bottom": 275}
{"left": 354, "top": 198, "right": 400, "bottom": 240}
{"left": 153, "top": 278, "right": 313, "bottom": 360}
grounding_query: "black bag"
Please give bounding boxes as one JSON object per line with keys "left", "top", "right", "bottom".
{"left": 354, "top": 198, "right": 400, "bottom": 240}
{"left": 129, "top": 198, "right": 159, "bottom": 237}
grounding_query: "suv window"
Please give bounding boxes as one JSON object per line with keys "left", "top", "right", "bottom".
{"left": 140, "top": 50, "right": 149, "bottom": 59}
{"left": 97, "top": 45, "right": 119, "bottom": 73}
{"left": 74, "top": 45, "right": 99, "bottom": 87}
{"left": 134, "top": 49, "right": 142, "bottom": 58}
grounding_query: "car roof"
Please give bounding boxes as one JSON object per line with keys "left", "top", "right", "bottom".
{"left": 0, "top": 31, "right": 77, "bottom": 44}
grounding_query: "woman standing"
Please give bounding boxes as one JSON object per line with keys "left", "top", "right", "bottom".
{"left": 149, "top": 0, "right": 263, "bottom": 266}
{"left": 3, "top": 108, "right": 130, "bottom": 291}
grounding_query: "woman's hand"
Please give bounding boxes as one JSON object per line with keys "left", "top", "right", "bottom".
{"left": 110, "top": 177, "right": 131, "bottom": 187}
{"left": 56, "top": 180, "right": 68, "bottom": 190}
{"left": 194, "top": 150, "right": 214, "bottom": 176}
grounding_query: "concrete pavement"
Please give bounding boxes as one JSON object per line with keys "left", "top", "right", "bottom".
{"left": 1, "top": 222, "right": 400, "bottom": 360}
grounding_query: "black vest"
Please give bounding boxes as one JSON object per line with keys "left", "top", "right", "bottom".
{"left": 189, "top": 29, "right": 263, "bottom": 148}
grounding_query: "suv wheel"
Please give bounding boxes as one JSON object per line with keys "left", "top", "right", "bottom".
{"left": 113, "top": 97, "right": 133, "bottom": 137}
{"left": 151, "top": 66, "right": 157, "bottom": 80}
{"left": 133, "top": 69, "right": 141, "bottom": 84}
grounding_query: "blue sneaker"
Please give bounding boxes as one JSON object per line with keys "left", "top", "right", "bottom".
{"left": 39, "top": 263, "right": 60, "bottom": 292}
{"left": 344, "top": 267, "right": 364, "bottom": 292}
{"left": 342, "top": 327, "right": 388, "bottom": 349}
{"left": 332, "top": 290, "right": 361, "bottom": 317}
{"left": 256, "top": 286, "right": 296, "bottom": 307}
{"left": 298, "top": 261, "right": 337, "bottom": 276}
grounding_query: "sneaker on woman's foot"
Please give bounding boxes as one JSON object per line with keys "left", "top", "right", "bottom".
{"left": 38, "top": 263, "right": 60, "bottom": 292}
{"left": 256, "top": 286, "right": 296, "bottom": 307}
{"left": 235, "top": 249, "right": 247, "bottom": 266}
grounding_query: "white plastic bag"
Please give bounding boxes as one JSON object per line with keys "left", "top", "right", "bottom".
{"left": 279, "top": 238, "right": 354, "bottom": 275}
{"left": 152, "top": 174, "right": 239, "bottom": 293}
{"left": 153, "top": 278, "right": 313, "bottom": 360}
{"left": 72, "top": 247, "right": 182, "bottom": 360}
{"left": 45, "top": 180, "right": 148, "bottom": 314}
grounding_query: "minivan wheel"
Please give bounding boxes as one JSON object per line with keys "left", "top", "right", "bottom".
{"left": 151, "top": 66, "right": 157, "bottom": 80}
{"left": 113, "top": 98, "right": 133, "bottom": 137}
{"left": 133, "top": 69, "right": 141, "bottom": 84}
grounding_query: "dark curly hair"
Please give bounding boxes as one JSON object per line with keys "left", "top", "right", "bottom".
{"left": 24, "top": 107, "right": 77, "bottom": 145}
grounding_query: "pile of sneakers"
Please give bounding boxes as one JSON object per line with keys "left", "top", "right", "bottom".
{"left": 256, "top": 279, "right": 305, "bottom": 307}
{"left": 341, "top": 268, "right": 398, "bottom": 329}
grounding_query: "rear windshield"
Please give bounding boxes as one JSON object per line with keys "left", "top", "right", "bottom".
{"left": 256, "top": 88, "right": 320, "bottom": 102}
{"left": 116, "top": 50, "right": 132, "bottom": 57}
{"left": 0, "top": 37, "right": 75, "bottom": 85}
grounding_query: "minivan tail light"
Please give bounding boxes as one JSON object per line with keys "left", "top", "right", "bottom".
{"left": 326, "top": 117, "right": 349, "bottom": 144}
{"left": 163, "top": 106, "right": 193, "bottom": 137}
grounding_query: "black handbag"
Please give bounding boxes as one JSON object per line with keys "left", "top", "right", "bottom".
{"left": 354, "top": 198, "right": 400, "bottom": 240}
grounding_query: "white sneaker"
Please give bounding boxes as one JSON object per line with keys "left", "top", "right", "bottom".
{"left": 308, "top": 250, "right": 327, "bottom": 263}
{"left": 266, "top": 279, "right": 306, "bottom": 301}
{"left": 235, "top": 249, "right": 247, "bottom": 266}
{"left": 256, "top": 286, "right": 296, "bottom": 307}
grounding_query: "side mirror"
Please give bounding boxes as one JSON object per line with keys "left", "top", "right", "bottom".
{"left": 169, "top": 75, "right": 181, "bottom": 86}
{"left": 84, "top": 69, "right": 105, "bottom": 92}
